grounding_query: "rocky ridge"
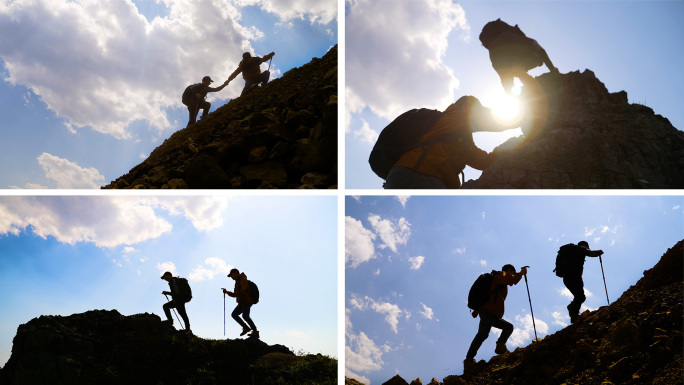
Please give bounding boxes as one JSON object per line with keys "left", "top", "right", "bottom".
{"left": 347, "top": 239, "right": 683, "bottom": 385}
{"left": 103, "top": 45, "right": 337, "bottom": 189}
{"left": 462, "top": 69, "right": 684, "bottom": 188}
{"left": 0, "top": 309, "right": 336, "bottom": 385}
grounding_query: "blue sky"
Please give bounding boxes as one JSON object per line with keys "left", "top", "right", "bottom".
{"left": 345, "top": 195, "right": 683, "bottom": 384}
{"left": 345, "top": 0, "right": 684, "bottom": 188}
{"left": 0, "top": 0, "right": 337, "bottom": 189}
{"left": 0, "top": 194, "right": 338, "bottom": 367}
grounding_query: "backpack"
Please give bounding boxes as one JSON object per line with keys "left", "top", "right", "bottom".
{"left": 176, "top": 277, "right": 193, "bottom": 302}
{"left": 248, "top": 280, "right": 259, "bottom": 304}
{"left": 479, "top": 19, "right": 522, "bottom": 49}
{"left": 467, "top": 271, "right": 501, "bottom": 311}
{"left": 182, "top": 83, "right": 201, "bottom": 106}
{"left": 368, "top": 108, "right": 443, "bottom": 179}
{"left": 554, "top": 243, "right": 580, "bottom": 278}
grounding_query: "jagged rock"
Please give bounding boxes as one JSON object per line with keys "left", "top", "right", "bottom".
{"left": 102, "top": 45, "right": 338, "bottom": 189}
{"left": 409, "top": 378, "right": 423, "bottom": 385}
{"left": 370, "top": 239, "right": 683, "bottom": 385}
{"left": 427, "top": 377, "right": 441, "bottom": 385}
{"left": 462, "top": 69, "right": 684, "bottom": 189}
{"left": 383, "top": 374, "right": 410, "bottom": 385}
{"left": 0, "top": 309, "right": 336, "bottom": 385}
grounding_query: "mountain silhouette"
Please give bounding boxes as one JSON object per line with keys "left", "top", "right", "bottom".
{"left": 346, "top": 239, "right": 683, "bottom": 385}
{"left": 0, "top": 309, "right": 336, "bottom": 385}
{"left": 103, "top": 45, "right": 337, "bottom": 189}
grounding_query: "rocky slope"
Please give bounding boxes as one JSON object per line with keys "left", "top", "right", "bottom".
{"left": 0, "top": 310, "right": 336, "bottom": 385}
{"left": 461, "top": 69, "right": 684, "bottom": 188}
{"left": 103, "top": 45, "right": 337, "bottom": 189}
{"left": 350, "top": 239, "right": 683, "bottom": 385}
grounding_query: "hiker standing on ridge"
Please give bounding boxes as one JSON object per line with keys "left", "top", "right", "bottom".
{"left": 479, "top": 19, "right": 558, "bottom": 95}
{"left": 183, "top": 76, "right": 229, "bottom": 127}
{"left": 161, "top": 271, "right": 192, "bottom": 332}
{"left": 464, "top": 264, "right": 527, "bottom": 372}
{"left": 223, "top": 268, "right": 259, "bottom": 338}
{"left": 554, "top": 241, "right": 604, "bottom": 324}
{"left": 226, "top": 51, "right": 275, "bottom": 96}
{"left": 381, "top": 95, "right": 519, "bottom": 189}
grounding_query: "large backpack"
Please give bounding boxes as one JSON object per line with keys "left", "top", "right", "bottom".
{"left": 182, "top": 83, "right": 201, "bottom": 106}
{"left": 467, "top": 271, "right": 501, "bottom": 311}
{"left": 554, "top": 243, "right": 580, "bottom": 278}
{"left": 176, "top": 277, "right": 193, "bottom": 302}
{"left": 479, "top": 19, "right": 523, "bottom": 49}
{"left": 368, "top": 108, "right": 443, "bottom": 179}
{"left": 248, "top": 280, "right": 259, "bottom": 304}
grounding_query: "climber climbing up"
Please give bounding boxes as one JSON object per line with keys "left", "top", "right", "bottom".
{"left": 161, "top": 271, "right": 192, "bottom": 333}
{"left": 553, "top": 241, "right": 605, "bottom": 324}
{"left": 464, "top": 264, "right": 527, "bottom": 373}
{"left": 222, "top": 268, "right": 260, "bottom": 339}
{"left": 479, "top": 19, "right": 559, "bottom": 95}
{"left": 226, "top": 51, "right": 275, "bottom": 96}
{"left": 370, "top": 95, "right": 519, "bottom": 189}
{"left": 182, "top": 76, "right": 229, "bottom": 127}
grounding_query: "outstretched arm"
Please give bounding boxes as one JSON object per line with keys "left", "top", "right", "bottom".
{"left": 227, "top": 65, "right": 242, "bottom": 83}
{"left": 539, "top": 48, "right": 558, "bottom": 73}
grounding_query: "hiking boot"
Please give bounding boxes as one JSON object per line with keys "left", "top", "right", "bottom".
{"left": 248, "top": 330, "right": 260, "bottom": 339}
{"left": 494, "top": 342, "right": 509, "bottom": 355}
{"left": 240, "top": 326, "right": 251, "bottom": 336}
{"left": 463, "top": 359, "right": 476, "bottom": 373}
{"left": 569, "top": 313, "right": 579, "bottom": 324}
{"left": 161, "top": 320, "right": 173, "bottom": 326}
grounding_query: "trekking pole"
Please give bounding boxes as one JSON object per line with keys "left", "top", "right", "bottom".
{"left": 599, "top": 255, "right": 610, "bottom": 305}
{"left": 223, "top": 289, "right": 226, "bottom": 336}
{"left": 521, "top": 266, "right": 538, "bottom": 341}
{"left": 268, "top": 57, "right": 272, "bottom": 72}
{"left": 164, "top": 293, "right": 182, "bottom": 325}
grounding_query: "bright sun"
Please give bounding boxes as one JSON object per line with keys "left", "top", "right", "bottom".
{"left": 491, "top": 93, "right": 523, "bottom": 126}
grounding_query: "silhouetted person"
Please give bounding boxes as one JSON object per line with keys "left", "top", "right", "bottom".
{"left": 226, "top": 51, "right": 275, "bottom": 95}
{"left": 479, "top": 19, "right": 558, "bottom": 95}
{"left": 558, "top": 241, "right": 604, "bottom": 323}
{"left": 223, "top": 268, "right": 259, "bottom": 338}
{"left": 161, "top": 271, "right": 191, "bottom": 332}
{"left": 184, "top": 76, "right": 229, "bottom": 127}
{"left": 384, "top": 96, "right": 518, "bottom": 189}
{"left": 464, "top": 264, "right": 527, "bottom": 372}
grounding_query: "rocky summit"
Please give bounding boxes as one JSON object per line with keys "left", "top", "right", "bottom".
{"left": 462, "top": 69, "right": 684, "bottom": 189}
{"left": 103, "top": 45, "right": 337, "bottom": 189}
{"left": 0, "top": 310, "right": 336, "bottom": 385}
{"left": 348, "top": 239, "right": 683, "bottom": 385}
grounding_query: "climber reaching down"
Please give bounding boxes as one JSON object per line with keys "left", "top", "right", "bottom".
{"left": 226, "top": 51, "right": 275, "bottom": 96}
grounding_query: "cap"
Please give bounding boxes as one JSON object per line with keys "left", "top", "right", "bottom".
{"left": 228, "top": 268, "right": 239, "bottom": 277}
{"left": 161, "top": 271, "right": 172, "bottom": 279}
{"left": 202, "top": 76, "right": 213, "bottom": 83}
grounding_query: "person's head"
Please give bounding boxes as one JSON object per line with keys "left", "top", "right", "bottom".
{"left": 202, "top": 76, "right": 213, "bottom": 87}
{"left": 228, "top": 268, "right": 240, "bottom": 280}
{"left": 578, "top": 241, "right": 589, "bottom": 250}
{"left": 501, "top": 264, "right": 516, "bottom": 274}
{"left": 161, "top": 271, "right": 172, "bottom": 282}
{"left": 242, "top": 52, "right": 251, "bottom": 61}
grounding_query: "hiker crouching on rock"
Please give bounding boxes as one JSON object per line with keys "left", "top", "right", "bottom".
{"left": 464, "top": 264, "right": 527, "bottom": 372}
{"left": 184, "top": 76, "right": 229, "bottom": 127}
{"left": 161, "top": 271, "right": 191, "bottom": 332}
{"left": 555, "top": 241, "right": 604, "bottom": 324}
{"left": 226, "top": 51, "right": 275, "bottom": 96}
{"left": 385, "top": 96, "right": 519, "bottom": 189}
{"left": 223, "top": 268, "right": 259, "bottom": 338}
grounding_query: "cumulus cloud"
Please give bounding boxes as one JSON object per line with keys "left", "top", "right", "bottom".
{"left": 188, "top": 257, "right": 234, "bottom": 281}
{"left": 345, "top": 309, "right": 384, "bottom": 374}
{"left": 395, "top": 196, "right": 410, "bottom": 208}
{"left": 367, "top": 214, "right": 411, "bottom": 253}
{"left": 419, "top": 302, "right": 438, "bottom": 321}
{"left": 0, "top": 0, "right": 334, "bottom": 139}
{"left": 37, "top": 153, "right": 105, "bottom": 188}
{"left": 408, "top": 255, "right": 425, "bottom": 270}
{"left": 350, "top": 118, "right": 379, "bottom": 144}
{"left": 559, "top": 287, "right": 593, "bottom": 300}
{"left": 345, "top": 216, "right": 377, "bottom": 268}
{"left": 157, "top": 261, "right": 178, "bottom": 275}
{"left": 552, "top": 311, "right": 568, "bottom": 327}
{"left": 346, "top": 0, "right": 468, "bottom": 123}
{"left": 508, "top": 314, "right": 549, "bottom": 347}
{"left": 349, "top": 294, "right": 404, "bottom": 334}
{"left": 156, "top": 196, "right": 230, "bottom": 232}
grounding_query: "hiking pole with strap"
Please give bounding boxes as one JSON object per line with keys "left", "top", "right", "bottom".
{"left": 521, "top": 266, "right": 538, "bottom": 342}
{"left": 223, "top": 289, "right": 226, "bottom": 336}
{"left": 599, "top": 254, "right": 610, "bottom": 305}
{"left": 164, "top": 293, "right": 182, "bottom": 326}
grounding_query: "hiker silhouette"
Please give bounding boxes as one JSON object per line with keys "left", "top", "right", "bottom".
{"left": 373, "top": 95, "right": 519, "bottom": 189}
{"left": 182, "top": 76, "right": 229, "bottom": 127}
{"left": 222, "top": 268, "right": 259, "bottom": 339}
{"left": 554, "top": 241, "right": 604, "bottom": 324}
{"left": 161, "top": 271, "right": 192, "bottom": 332}
{"left": 226, "top": 51, "right": 275, "bottom": 96}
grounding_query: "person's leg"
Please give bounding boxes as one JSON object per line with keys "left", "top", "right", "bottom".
{"left": 564, "top": 275, "right": 586, "bottom": 321}
{"left": 176, "top": 301, "right": 190, "bottom": 330}
{"left": 260, "top": 70, "right": 270, "bottom": 86}
{"left": 491, "top": 317, "right": 514, "bottom": 353}
{"left": 241, "top": 79, "right": 257, "bottom": 95}
{"left": 232, "top": 304, "right": 251, "bottom": 335}
{"left": 241, "top": 304, "right": 257, "bottom": 331}
{"left": 200, "top": 100, "right": 211, "bottom": 118}
{"left": 162, "top": 301, "right": 174, "bottom": 324}
{"left": 465, "top": 309, "right": 495, "bottom": 360}
{"left": 187, "top": 105, "right": 197, "bottom": 126}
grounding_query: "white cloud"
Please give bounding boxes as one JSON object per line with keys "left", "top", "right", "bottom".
{"left": 345, "top": 369, "right": 370, "bottom": 385}
{"left": 188, "top": 257, "right": 234, "bottom": 282}
{"left": 345, "top": 0, "right": 467, "bottom": 123}
{"left": 559, "top": 287, "right": 593, "bottom": 300}
{"left": 37, "top": 153, "right": 105, "bottom": 188}
{"left": 158, "top": 261, "right": 178, "bottom": 275}
{"left": 371, "top": 301, "right": 403, "bottom": 334}
{"left": 395, "top": 196, "right": 410, "bottom": 208}
{"left": 345, "top": 216, "right": 377, "bottom": 268}
{"left": 453, "top": 247, "right": 466, "bottom": 255}
{"left": 480, "top": 259, "right": 487, "bottom": 267}
{"left": 286, "top": 329, "right": 312, "bottom": 340}
{"left": 367, "top": 214, "right": 411, "bottom": 253}
{"left": 482, "top": 212, "right": 486, "bottom": 220}
{"left": 345, "top": 309, "right": 385, "bottom": 374}
{"left": 508, "top": 314, "right": 549, "bottom": 347}
{"left": 123, "top": 246, "right": 136, "bottom": 253}
{"left": 156, "top": 196, "right": 230, "bottom": 232}
{"left": 374, "top": 269, "right": 380, "bottom": 276}
{"left": 0, "top": 0, "right": 334, "bottom": 139}
{"left": 673, "top": 205, "right": 681, "bottom": 210}
{"left": 419, "top": 302, "right": 438, "bottom": 321}
{"left": 584, "top": 227, "right": 596, "bottom": 237}
{"left": 408, "top": 255, "right": 425, "bottom": 270}
{"left": 552, "top": 311, "right": 568, "bottom": 327}
{"left": 351, "top": 118, "right": 379, "bottom": 144}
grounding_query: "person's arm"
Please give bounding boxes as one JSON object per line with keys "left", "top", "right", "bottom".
{"left": 498, "top": 269, "right": 525, "bottom": 286}
{"left": 587, "top": 249, "right": 604, "bottom": 258}
{"left": 207, "top": 82, "right": 229, "bottom": 93}
{"left": 261, "top": 52, "right": 275, "bottom": 63}
{"left": 227, "top": 65, "right": 243, "bottom": 83}
{"left": 465, "top": 145, "right": 495, "bottom": 171}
